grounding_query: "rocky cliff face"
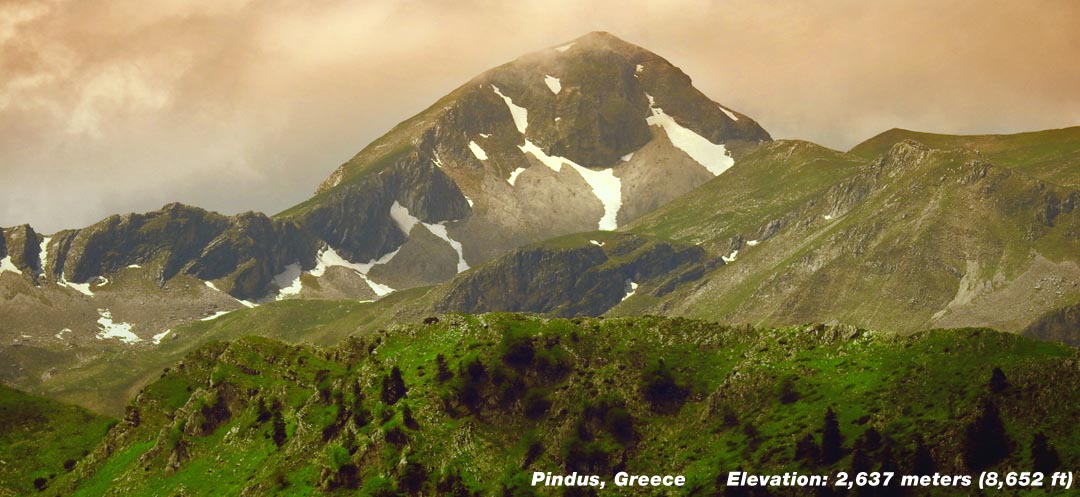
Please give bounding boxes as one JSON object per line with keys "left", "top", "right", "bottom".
{"left": 434, "top": 232, "right": 718, "bottom": 316}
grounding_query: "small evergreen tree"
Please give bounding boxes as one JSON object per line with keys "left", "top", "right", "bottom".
{"left": 795, "top": 434, "right": 820, "bottom": 465}
{"left": 381, "top": 366, "right": 408, "bottom": 405}
{"left": 1031, "top": 433, "right": 1061, "bottom": 473}
{"left": 820, "top": 407, "right": 845, "bottom": 465}
{"left": 988, "top": 367, "right": 1009, "bottom": 393}
{"left": 962, "top": 399, "right": 1011, "bottom": 471}
{"left": 911, "top": 435, "right": 936, "bottom": 476}
{"left": 272, "top": 410, "right": 288, "bottom": 448}
{"left": 436, "top": 354, "right": 453, "bottom": 382}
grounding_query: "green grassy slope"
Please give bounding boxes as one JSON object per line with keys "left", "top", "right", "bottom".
{"left": 43, "top": 315, "right": 1080, "bottom": 497}
{"left": 850, "top": 127, "right": 1080, "bottom": 189}
{"left": 0, "top": 386, "right": 114, "bottom": 496}
{"left": 617, "top": 132, "right": 1080, "bottom": 334}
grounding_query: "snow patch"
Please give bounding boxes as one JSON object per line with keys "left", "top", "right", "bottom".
{"left": 38, "top": 236, "right": 50, "bottom": 275}
{"left": 507, "top": 167, "right": 526, "bottom": 186}
{"left": 717, "top": 104, "right": 739, "bottom": 121}
{"left": 389, "top": 202, "right": 469, "bottom": 273}
{"left": 823, "top": 214, "right": 834, "bottom": 221}
{"left": 201, "top": 311, "right": 232, "bottom": 322}
{"left": 205, "top": 280, "right": 220, "bottom": 291}
{"left": 0, "top": 256, "right": 21, "bottom": 275}
{"left": 152, "top": 329, "right": 171, "bottom": 345}
{"left": 491, "top": 85, "right": 528, "bottom": 134}
{"left": 554, "top": 117, "right": 561, "bottom": 122}
{"left": 59, "top": 275, "right": 94, "bottom": 296}
{"left": 589, "top": 240, "right": 605, "bottom": 247}
{"left": 55, "top": 328, "right": 71, "bottom": 340}
{"left": 722, "top": 250, "right": 739, "bottom": 263}
{"left": 621, "top": 280, "right": 639, "bottom": 302}
{"left": 94, "top": 276, "right": 109, "bottom": 287}
{"left": 479, "top": 133, "right": 491, "bottom": 138}
{"left": 621, "top": 152, "right": 634, "bottom": 162}
{"left": 310, "top": 245, "right": 397, "bottom": 297}
{"left": 272, "top": 263, "right": 303, "bottom": 298}
{"left": 519, "top": 140, "right": 622, "bottom": 230}
{"left": 464, "top": 194, "right": 475, "bottom": 207}
{"left": 639, "top": 92, "right": 734, "bottom": 177}
{"left": 746, "top": 240, "right": 759, "bottom": 247}
{"left": 555, "top": 42, "right": 575, "bottom": 52}
{"left": 645, "top": 93, "right": 735, "bottom": 176}
{"left": 431, "top": 152, "right": 445, "bottom": 169}
{"left": 635, "top": 64, "right": 644, "bottom": 74}
{"left": 544, "top": 75, "right": 561, "bottom": 94}
{"left": 127, "top": 264, "right": 141, "bottom": 269}
{"left": 96, "top": 309, "right": 140, "bottom": 344}
{"left": 468, "top": 140, "right": 488, "bottom": 160}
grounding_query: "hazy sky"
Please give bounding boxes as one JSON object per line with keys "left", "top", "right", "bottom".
{"left": 2, "top": 0, "right": 1078, "bottom": 233}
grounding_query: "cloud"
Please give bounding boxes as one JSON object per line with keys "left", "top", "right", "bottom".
{"left": 1, "top": 0, "right": 1078, "bottom": 232}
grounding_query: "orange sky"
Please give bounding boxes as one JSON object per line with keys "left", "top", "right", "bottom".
{"left": 2, "top": 0, "right": 1079, "bottom": 232}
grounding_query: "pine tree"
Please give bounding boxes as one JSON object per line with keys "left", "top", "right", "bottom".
{"left": 911, "top": 435, "right": 936, "bottom": 476}
{"left": 1031, "top": 433, "right": 1061, "bottom": 473}
{"left": 962, "top": 399, "right": 1011, "bottom": 471}
{"left": 272, "top": 410, "right": 287, "bottom": 448}
{"left": 821, "top": 407, "right": 845, "bottom": 465}
{"left": 988, "top": 367, "right": 1009, "bottom": 394}
{"left": 381, "top": 366, "right": 408, "bottom": 405}
{"left": 436, "top": 354, "right": 453, "bottom": 382}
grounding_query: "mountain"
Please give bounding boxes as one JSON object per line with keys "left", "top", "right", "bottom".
{"left": 431, "top": 128, "right": 1080, "bottom": 334}
{"left": 31, "top": 315, "right": 1080, "bottom": 497}
{"left": 0, "top": 31, "right": 769, "bottom": 356}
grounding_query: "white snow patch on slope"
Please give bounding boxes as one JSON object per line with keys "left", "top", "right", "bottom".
{"left": 0, "top": 256, "right": 21, "bottom": 275}
{"left": 310, "top": 246, "right": 398, "bottom": 297}
{"left": 717, "top": 104, "right": 739, "bottom": 121}
{"left": 389, "top": 202, "right": 469, "bottom": 273}
{"left": 823, "top": 214, "right": 834, "bottom": 221}
{"left": 201, "top": 311, "right": 232, "bottom": 321}
{"left": 425, "top": 223, "right": 470, "bottom": 272}
{"left": 645, "top": 93, "right": 735, "bottom": 176}
{"left": 38, "top": 237, "right": 50, "bottom": 275}
{"left": 127, "top": 264, "right": 141, "bottom": 269}
{"left": 272, "top": 263, "right": 303, "bottom": 298}
{"left": 746, "top": 240, "right": 759, "bottom": 247}
{"left": 479, "top": 133, "right": 491, "bottom": 138}
{"left": 464, "top": 195, "right": 474, "bottom": 207}
{"left": 152, "top": 329, "right": 171, "bottom": 345}
{"left": 55, "top": 328, "right": 72, "bottom": 340}
{"left": 507, "top": 167, "right": 526, "bottom": 186}
{"left": 431, "top": 152, "right": 445, "bottom": 168}
{"left": 468, "top": 140, "right": 488, "bottom": 160}
{"left": 635, "top": 64, "right": 644, "bottom": 74}
{"left": 205, "top": 280, "right": 219, "bottom": 291}
{"left": 621, "top": 280, "right": 639, "bottom": 302}
{"left": 621, "top": 152, "right": 634, "bottom": 162}
{"left": 205, "top": 279, "right": 257, "bottom": 308}
{"left": 491, "top": 85, "right": 528, "bottom": 134}
{"left": 722, "top": 250, "right": 739, "bottom": 263}
{"left": 59, "top": 275, "right": 94, "bottom": 296}
{"left": 96, "top": 309, "right": 140, "bottom": 344}
{"left": 589, "top": 240, "right": 605, "bottom": 247}
{"left": 94, "top": 276, "right": 109, "bottom": 287}
{"left": 519, "top": 140, "right": 622, "bottom": 230}
{"left": 544, "top": 75, "right": 561, "bottom": 94}
{"left": 555, "top": 42, "right": 575, "bottom": 52}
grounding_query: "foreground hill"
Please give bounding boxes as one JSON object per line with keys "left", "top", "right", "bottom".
{"left": 35, "top": 315, "right": 1080, "bottom": 497}
{"left": 0, "top": 385, "right": 113, "bottom": 496}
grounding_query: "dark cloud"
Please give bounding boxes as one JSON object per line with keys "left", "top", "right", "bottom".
{"left": 1, "top": 0, "right": 1078, "bottom": 232}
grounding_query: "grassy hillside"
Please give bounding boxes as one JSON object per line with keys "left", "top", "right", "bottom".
{"left": 617, "top": 132, "right": 1080, "bottom": 334}
{"left": 42, "top": 315, "right": 1080, "bottom": 497}
{"left": 850, "top": 127, "right": 1080, "bottom": 189}
{"left": 0, "top": 386, "right": 114, "bottom": 496}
